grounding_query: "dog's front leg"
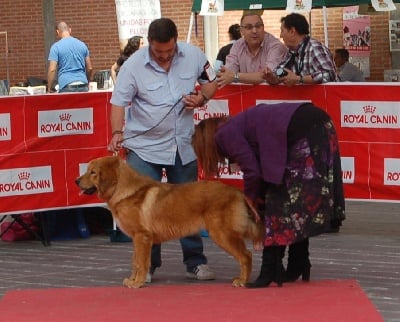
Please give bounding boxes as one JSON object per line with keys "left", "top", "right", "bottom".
{"left": 126, "top": 246, "right": 137, "bottom": 281}
{"left": 123, "top": 232, "right": 152, "bottom": 288}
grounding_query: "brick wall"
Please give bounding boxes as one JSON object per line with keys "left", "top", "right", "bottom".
{"left": 0, "top": 0, "right": 46, "bottom": 84}
{"left": 0, "top": 1, "right": 392, "bottom": 85}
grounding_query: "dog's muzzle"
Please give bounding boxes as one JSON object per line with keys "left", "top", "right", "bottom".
{"left": 75, "top": 178, "right": 97, "bottom": 195}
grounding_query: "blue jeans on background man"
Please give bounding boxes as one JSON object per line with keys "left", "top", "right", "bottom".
{"left": 126, "top": 150, "right": 208, "bottom": 273}
{"left": 59, "top": 85, "right": 88, "bottom": 93}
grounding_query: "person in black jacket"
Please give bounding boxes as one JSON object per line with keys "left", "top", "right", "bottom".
{"left": 214, "top": 24, "right": 241, "bottom": 71}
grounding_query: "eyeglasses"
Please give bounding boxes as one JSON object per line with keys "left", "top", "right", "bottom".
{"left": 240, "top": 23, "right": 264, "bottom": 31}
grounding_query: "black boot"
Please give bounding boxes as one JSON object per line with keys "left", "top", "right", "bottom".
{"left": 246, "top": 246, "right": 285, "bottom": 288}
{"left": 285, "top": 238, "right": 311, "bottom": 282}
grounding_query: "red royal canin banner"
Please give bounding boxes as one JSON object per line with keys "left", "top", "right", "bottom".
{"left": 1, "top": 84, "right": 400, "bottom": 215}
{"left": 0, "top": 92, "right": 111, "bottom": 215}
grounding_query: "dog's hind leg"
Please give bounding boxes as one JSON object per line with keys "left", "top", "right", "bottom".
{"left": 123, "top": 233, "right": 152, "bottom": 289}
{"left": 209, "top": 231, "right": 252, "bottom": 287}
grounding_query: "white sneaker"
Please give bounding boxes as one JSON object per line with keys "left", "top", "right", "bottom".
{"left": 145, "top": 266, "right": 156, "bottom": 283}
{"left": 145, "top": 272, "right": 152, "bottom": 283}
{"left": 186, "top": 264, "right": 215, "bottom": 280}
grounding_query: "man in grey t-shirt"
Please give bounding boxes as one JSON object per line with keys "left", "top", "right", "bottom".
{"left": 334, "top": 48, "right": 365, "bottom": 82}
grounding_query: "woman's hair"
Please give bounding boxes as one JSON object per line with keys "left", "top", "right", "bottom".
{"left": 192, "top": 117, "right": 227, "bottom": 178}
{"left": 117, "top": 36, "right": 143, "bottom": 67}
{"left": 123, "top": 36, "right": 143, "bottom": 56}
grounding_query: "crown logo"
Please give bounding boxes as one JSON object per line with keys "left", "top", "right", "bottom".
{"left": 59, "top": 113, "right": 72, "bottom": 121}
{"left": 197, "top": 105, "right": 207, "bottom": 112}
{"left": 18, "top": 171, "right": 30, "bottom": 181}
{"left": 363, "top": 105, "right": 376, "bottom": 113}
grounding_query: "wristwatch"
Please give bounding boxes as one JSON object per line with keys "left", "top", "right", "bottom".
{"left": 201, "top": 93, "right": 209, "bottom": 105}
{"left": 233, "top": 72, "right": 239, "bottom": 83}
{"left": 299, "top": 75, "right": 304, "bottom": 84}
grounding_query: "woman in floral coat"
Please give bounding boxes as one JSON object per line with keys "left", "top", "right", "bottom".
{"left": 192, "top": 102, "right": 345, "bottom": 288}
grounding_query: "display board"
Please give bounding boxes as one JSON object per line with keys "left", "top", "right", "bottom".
{"left": 191, "top": 0, "right": 399, "bottom": 11}
{"left": 1, "top": 83, "right": 400, "bottom": 215}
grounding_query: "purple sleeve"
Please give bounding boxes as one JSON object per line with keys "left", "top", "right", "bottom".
{"left": 215, "top": 118, "right": 263, "bottom": 200}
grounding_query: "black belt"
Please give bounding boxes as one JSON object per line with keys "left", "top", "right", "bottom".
{"left": 65, "top": 83, "right": 88, "bottom": 89}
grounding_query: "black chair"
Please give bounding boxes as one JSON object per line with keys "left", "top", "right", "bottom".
{"left": 26, "top": 77, "right": 47, "bottom": 87}
{"left": 93, "top": 70, "right": 111, "bottom": 89}
{"left": 0, "top": 80, "right": 8, "bottom": 96}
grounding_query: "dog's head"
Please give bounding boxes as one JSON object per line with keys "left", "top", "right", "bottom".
{"left": 75, "top": 156, "right": 120, "bottom": 200}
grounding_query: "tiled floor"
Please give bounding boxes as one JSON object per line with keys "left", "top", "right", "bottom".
{"left": 1, "top": 200, "right": 399, "bottom": 321}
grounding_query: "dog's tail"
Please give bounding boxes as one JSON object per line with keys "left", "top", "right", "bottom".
{"left": 244, "top": 196, "right": 264, "bottom": 243}
{"left": 244, "top": 196, "right": 261, "bottom": 223}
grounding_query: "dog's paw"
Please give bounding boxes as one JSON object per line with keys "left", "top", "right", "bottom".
{"left": 123, "top": 277, "right": 145, "bottom": 289}
{"left": 253, "top": 240, "right": 263, "bottom": 252}
{"left": 232, "top": 277, "right": 247, "bottom": 287}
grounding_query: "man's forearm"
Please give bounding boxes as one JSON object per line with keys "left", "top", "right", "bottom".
{"left": 200, "top": 81, "right": 218, "bottom": 101}
{"left": 86, "top": 68, "right": 93, "bottom": 82}
{"left": 233, "top": 71, "right": 265, "bottom": 85}
{"left": 47, "top": 71, "right": 56, "bottom": 91}
{"left": 110, "top": 105, "right": 125, "bottom": 132}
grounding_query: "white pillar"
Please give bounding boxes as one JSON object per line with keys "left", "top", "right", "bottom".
{"left": 203, "top": 15, "right": 219, "bottom": 67}
{"left": 323, "top": 6, "right": 328, "bottom": 47}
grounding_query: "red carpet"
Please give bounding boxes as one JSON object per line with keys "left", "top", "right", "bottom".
{"left": 0, "top": 280, "right": 383, "bottom": 322}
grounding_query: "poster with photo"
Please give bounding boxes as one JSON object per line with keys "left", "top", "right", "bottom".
{"left": 343, "top": 6, "right": 371, "bottom": 56}
{"left": 200, "top": 0, "right": 224, "bottom": 16}
{"left": 371, "top": 0, "right": 396, "bottom": 11}
{"left": 389, "top": 20, "right": 400, "bottom": 52}
{"left": 286, "top": 0, "right": 312, "bottom": 13}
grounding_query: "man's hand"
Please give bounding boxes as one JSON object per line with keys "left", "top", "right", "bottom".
{"left": 182, "top": 91, "right": 205, "bottom": 110}
{"left": 263, "top": 66, "right": 280, "bottom": 85}
{"left": 263, "top": 67, "right": 302, "bottom": 87}
{"left": 279, "top": 70, "right": 301, "bottom": 87}
{"left": 216, "top": 66, "right": 235, "bottom": 89}
{"left": 107, "top": 132, "right": 123, "bottom": 153}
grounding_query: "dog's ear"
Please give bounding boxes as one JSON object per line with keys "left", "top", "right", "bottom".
{"left": 97, "top": 157, "right": 120, "bottom": 199}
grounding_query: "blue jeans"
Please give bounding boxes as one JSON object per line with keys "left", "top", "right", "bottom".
{"left": 126, "top": 150, "right": 207, "bottom": 272}
{"left": 59, "top": 85, "right": 88, "bottom": 93}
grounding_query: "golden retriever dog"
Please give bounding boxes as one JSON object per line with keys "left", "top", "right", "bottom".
{"left": 75, "top": 156, "right": 264, "bottom": 288}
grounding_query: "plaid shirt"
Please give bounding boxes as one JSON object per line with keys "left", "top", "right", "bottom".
{"left": 278, "top": 36, "right": 338, "bottom": 83}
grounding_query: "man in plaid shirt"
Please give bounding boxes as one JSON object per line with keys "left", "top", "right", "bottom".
{"left": 264, "top": 13, "right": 338, "bottom": 86}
